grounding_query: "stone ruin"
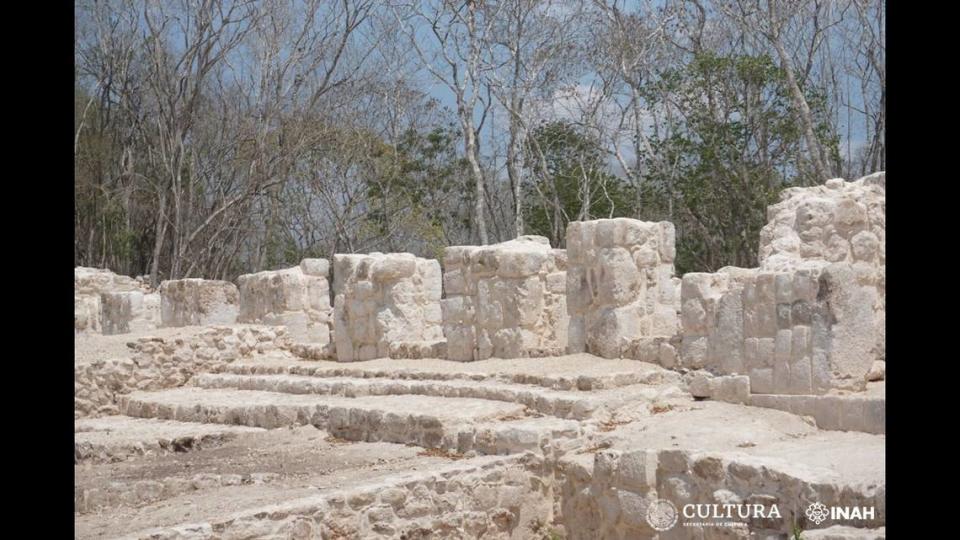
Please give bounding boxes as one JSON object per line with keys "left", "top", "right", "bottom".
{"left": 442, "top": 236, "right": 568, "bottom": 361}
{"left": 159, "top": 278, "right": 240, "bottom": 327}
{"left": 681, "top": 173, "right": 886, "bottom": 398}
{"left": 566, "top": 219, "right": 680, "bottom": 361}
{"left": 333, "top": 252, "right": 444, "bottom": 361}
{"left": 759, "top": 172, "right": 885, "bottom": 273}
{"left": 74, "top": 267, "right": 159, "bottom": 335}
{"left": 74, "top": 173, "right": 886, "bottom": 540}
{"left": 237, "top": 259, "right": 333, "bottom": 346}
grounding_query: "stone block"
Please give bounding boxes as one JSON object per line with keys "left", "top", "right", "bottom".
{"left": 333, "top": 253, "right": 443, "bottom": 361}
{"left": 101, "top": 291, "right": 161, "bottom": 335}
{"left": 442, "top": 237, "right": 566, "bottom": 360}
{"left": 160, "top": 279, "right": 239, "bottom": 327}
{"left": 237, "top": 261, "right": 332, "bottom": 344}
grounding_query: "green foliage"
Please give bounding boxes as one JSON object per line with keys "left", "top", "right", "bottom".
{"left": 634, "top": 52, "right": 830, "bottom": 273}
{"left": 522, "top": 120, "right": 637, "bottom": 245}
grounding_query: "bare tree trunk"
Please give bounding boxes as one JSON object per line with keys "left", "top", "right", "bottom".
{"left": 465, "top": 124, "right": 488, "bottom": 245}
{"left": 767, "top": 5, "right": 830, "bottom": 181}
{"left": 149, "top": 190, "right": 167, "bottom": 287}
{"left": 507, "top": 119, "right": 523, "bottom": 237}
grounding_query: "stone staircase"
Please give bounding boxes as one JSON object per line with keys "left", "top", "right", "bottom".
{"left": 76, "top": 351, "right": 885, "bottom": 539}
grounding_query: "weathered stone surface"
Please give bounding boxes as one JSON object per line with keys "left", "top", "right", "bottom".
{"left": 866, "top": 360, "right": 885, "bottom": 382}
{"left": 677, "top": 174, "right": 885, "bottom": 396}
{"left": 759, "top": 173, "right": 885, "bottom": 364}
{"left": 801, "top": 525, "right": 886, "bottom": 540}
{"left": 760, "top": 174, "right": 885, "bottom": 273}
{"left": 750, "top": 388, "right": 885, "bottom": 435}
{"left": 567, "top": 219, "right": 679, "bottom": 359}
{"left": 75, "top": 416, "right": 264, "bottom": 464}
{"left": 75, "top": 294, "right": 101, "bottom": 335}
{"left": 75, "top": 267, "right": 144, "bottom": 296}
{"left": 112, "top": 455, "right": 554, "bottom": 540}
{"left": 237, "top": 259, "right": 333, "bottom": 345}
{"left": 101, "top": 291, "right": 161, "bottom": 335}
{"left": 75, "top": 267, "right": 152, "bottom": 335}
{"left": 334, "top": 253, "right": 443, "bottom": 361}
{"left": 443, "top": 236, "right": 567, "bottom": 361}
{"left": 159, "top": 279, "right": 239, "bottom": 327}
{"left": 75, "top": 326, "right": 287, "bottom": 418}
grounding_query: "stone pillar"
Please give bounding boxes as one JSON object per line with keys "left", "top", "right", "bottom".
{"left": 159, "top": 279, "right": 239, "bottom": 327}
{"left": 333, "top": 253, "right": 444, "bottom": 361}
{"left": 237, "top": 259, "right": 333, "bottom": 345}
{"left": 100, "top": 291, "right": 161, "bottom": 335}
{"left": 442, "top": 236, "right": 568, "bottom": 361}
{"left": 566, "top": 218, "right": 679, "bottom": 359}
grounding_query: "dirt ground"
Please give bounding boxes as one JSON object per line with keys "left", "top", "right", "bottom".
{"left": 75, "top": 425, "right": 449, "bottom": 539}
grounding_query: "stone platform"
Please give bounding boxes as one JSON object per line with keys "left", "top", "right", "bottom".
{"left": 75, "top": 324, "right": 884, "bottom": 539}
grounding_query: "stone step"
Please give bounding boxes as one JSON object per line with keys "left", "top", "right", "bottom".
{"left": 222, "top": 353, "right": 680, "bottom": 391}
{"left": 560, "top": 444, "right": 884, "bottom": 538}
{"left": 190, "top": 372, "right": 656, "bottom": 420}
{"left": 109, "top": 454, "right": 541, "bottom": 540}
{"left": 118, "top": 387, "right": 581, "bottom": 455}
{"left": 75, "top": 416, "right": 265, "bottom": 463}
{"left": 557, "top": 406, "right": 884, "bottom": 539}
{"left": 749, "top": 389, "right": 885, "bottom": 434}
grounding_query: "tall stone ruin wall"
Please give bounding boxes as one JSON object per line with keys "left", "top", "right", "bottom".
{"left": 74, "top": 173, "right": 883, "bottom": 379}
{"left": 681, "top": 262, "right": 883, "bottom": 394}
{"left": 679, "top": 173, "right": 885, "bottom": 393}
{"left": 333, "top": 252, "right": 444, "bottom": 361}
{"left": 759, "top": 172, "right": 885, "bottom": 274}
{"left": 565, "top": 218, "right": 680, "bottom": 360}
{"left": 442, "top": 236, "right": 568, "bottom": 361}
{"left": 237, "top": 259, "right": 333, "bottom": 346}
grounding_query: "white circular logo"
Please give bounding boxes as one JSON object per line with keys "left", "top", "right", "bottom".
{"left": 805, "top": 502, "right": 830, "bottom": 525}
{"left": 646, "top": 498, "right": 679, "bottom": 531}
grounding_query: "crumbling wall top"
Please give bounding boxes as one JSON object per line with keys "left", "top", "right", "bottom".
{"left": 759, "top": 172, "right": 885, "bottom": 272}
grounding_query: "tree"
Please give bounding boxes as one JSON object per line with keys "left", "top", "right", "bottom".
{"left": 523, "top": 121, "right": 637, "bottom": 246}
{"left": 636, "top": 52, "right": 829, "bottom": 272}
{"left": 392, "top": 0, "right": 504, "bottom": 245}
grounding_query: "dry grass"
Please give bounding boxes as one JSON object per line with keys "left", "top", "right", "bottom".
{"left": 650, "top": 403, "right": 675, "bottom": 414}
{"left": 576, "top": 441, "right": 612, "bottom": 454}
{"left": 417, "top": 447, "right": 465, "bottom": 460}
{"left": 324, "top": 435, "right": 353, "bottom": 445}
{"left": 597, "top": 418, "right": 631, "bottom": 432}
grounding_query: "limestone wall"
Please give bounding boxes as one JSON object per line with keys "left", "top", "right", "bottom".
{"left": 75, "top": 266, "right": 144, "bottom": 296}
{"left": 333, "top": 253, "right": 444, "bottom": 361}
{"left": 159, "top": 279, "right": 239, "bottom": 327}
{"left": 678, "top": 174, "right": 885, "bottom": 395}
{"left": 566, "top": 219, "right": 679, "bottom": 359}
{"left": 442, "top": 236, "right": 568, "bottom": 361}
{"left": 759, "top": 172, "right": 886, "bottom": 363}
{"left": 681, "top": 261, "right": 883, "bottom": 394}
{"left": 100, "top": 291, "right": 161, "bottom": 335}
{"left": 237, "top": 258, "right": 333, "bottom": 346}
{"left": 75, "top": 325, "right": 287, "bottom": 418}
{"left": 75, "top": 267, "right": 152, "bottom": 335}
